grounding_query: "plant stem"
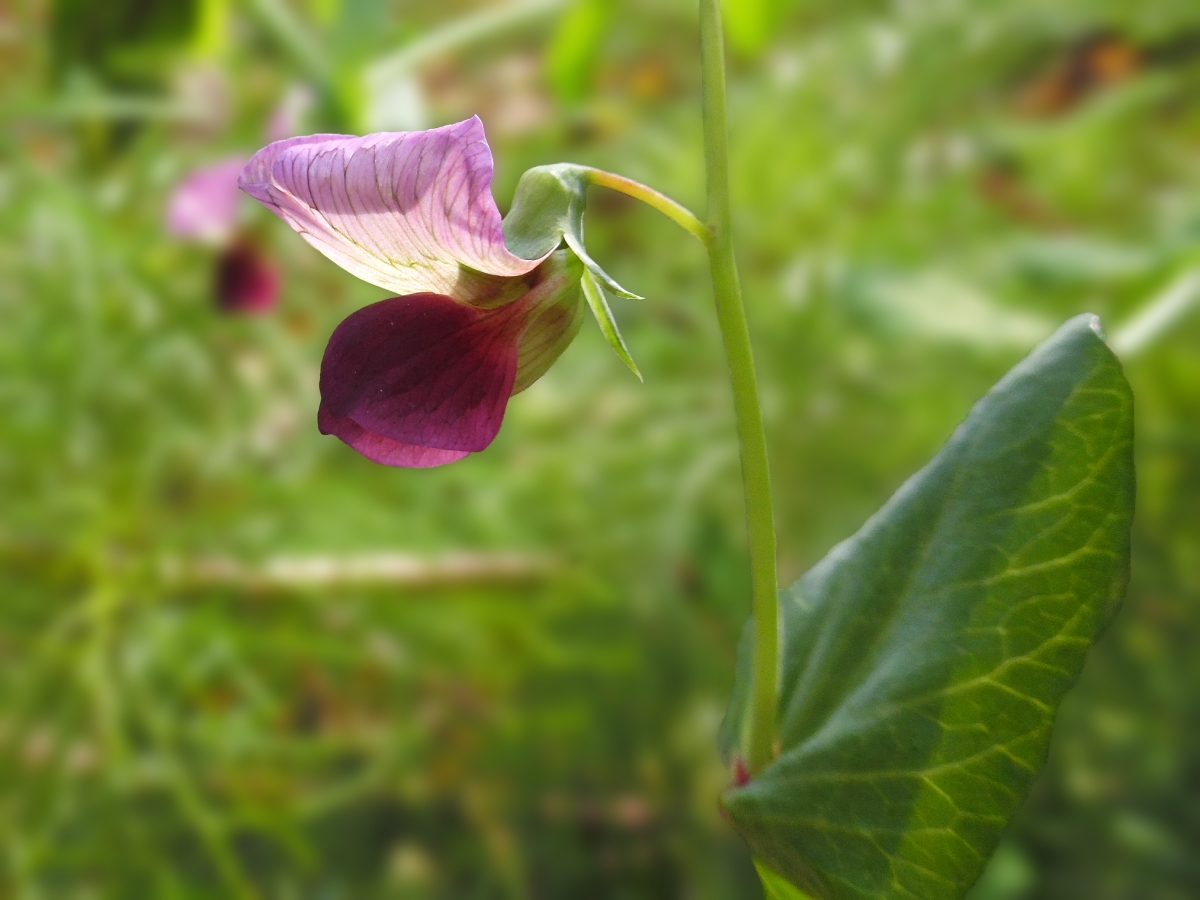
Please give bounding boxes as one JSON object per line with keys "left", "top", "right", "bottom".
{"left": 698, "top": 0, "right": 778, "bottom": 774}
{"left": 1109, "top": 268, "right": 1200, "bottom": 358}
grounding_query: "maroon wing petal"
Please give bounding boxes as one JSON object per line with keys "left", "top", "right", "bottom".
{"left": 319, "top": 292, "right": 529, "bottom": 455}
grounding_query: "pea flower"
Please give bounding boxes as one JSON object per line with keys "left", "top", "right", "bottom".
{"left": 168, "top": 157, "right": 281, "bottom": 314}
{"left": 239, "top": 116, "right": 639, "bottom": 467}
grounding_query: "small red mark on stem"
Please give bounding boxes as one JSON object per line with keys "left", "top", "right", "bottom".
{"left": 733, "top": 755, "right": 750, "bottom": 787}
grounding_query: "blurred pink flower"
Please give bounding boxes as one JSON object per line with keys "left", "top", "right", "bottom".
{"left": 240, "top": 117, "right": 584, "bottom": 467}
{"left": 167, "top": 156, "right": 248, "bottom": 244}
{"left": 169, "top": 156, "right": 282, "bottom": 315}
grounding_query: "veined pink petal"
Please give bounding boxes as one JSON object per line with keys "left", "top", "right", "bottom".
{"left": 239, "top": 117, "right": 547, "bottom": 303}
{"left": 318, "top": 292, "right": 532, "bottom": 457}
{"left": 168, "top": 157, "right": 248, "bottom": 243}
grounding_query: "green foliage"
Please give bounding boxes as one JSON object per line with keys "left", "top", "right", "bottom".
{"left": 722, "top": 318, "right": 1135, "bottom": 898}
{"left": 721, "top": 0, "right": 789, "bottom": 57}
{"left": 2, "top": 0, "right": 1198, "bottom": 897}
{"left": 50, "top": 0, "right": 199, "bottom": 86}
{"left": 758, "top": 860, "right": 815, "bottom": 900}
{"left": 546, "top": 0, "right": 611, "bottom": 104}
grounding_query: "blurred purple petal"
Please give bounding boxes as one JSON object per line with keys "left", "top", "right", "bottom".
{"left": 239, "top": 117, "right": 546, "bottom": 303}
{"left": 168, "top": 157, "right": 247, "bottom": 243}
{"left": 319, "top": 292, "right": 532, "bottom": 459}
{"left": 216, "top": 241, "right": 280, "bottom": 314}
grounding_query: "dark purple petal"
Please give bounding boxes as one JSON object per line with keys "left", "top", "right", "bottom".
{"left": 238, "top": 117, "right": 547, "bottom": 303}
{"left": 215, "top": 241, "right": 280, "bottom": 314}
{"left": 168, "top": 157, "right": 247, "bottom": 242}
{"left": 317, "top": 406, "right": 469, "bottom": 468}
{"left": 319, "top": 292, "right": 531, "bottom": 455}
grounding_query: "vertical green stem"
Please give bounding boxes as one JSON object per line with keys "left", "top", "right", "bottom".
{"left": 699, "top": 0, "right": 778, "bottom": 774}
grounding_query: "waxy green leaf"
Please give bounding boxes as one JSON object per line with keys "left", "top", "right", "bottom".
{"left": 721, "top": 315, "right": 1135, "bottom": 900}
{"left": 757, "top": 861, "right": 815, "bottom": 900}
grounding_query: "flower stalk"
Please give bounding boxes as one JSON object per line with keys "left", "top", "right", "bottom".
{"left": 699, "top": 0, "right": 779, "bottom": 775}
{"left": 582, "top": 168, "right": 710, "bottom": 247}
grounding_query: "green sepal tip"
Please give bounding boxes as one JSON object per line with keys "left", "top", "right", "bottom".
{"left": 580, "top": 268, "right": 642, "bottom": 381}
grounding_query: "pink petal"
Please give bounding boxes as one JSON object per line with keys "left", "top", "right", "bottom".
{"left": 239, "top": 117, "right": 547, "bottom": 303}
{"left": 319, "top": 292, "right": 532, "bottom": 457}
{"left": 168, "top": 157, "right": 247, "bottom": 242}
{"left": 317, "top": 406, "right": 469, "bottom": 468}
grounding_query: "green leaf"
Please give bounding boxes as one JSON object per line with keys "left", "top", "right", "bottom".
{"left": 545, "top": 0, "right": 611, "bottom": 104}
{"left": 721, "top": 315, "right": 1135, "bottom": 900}
{"left": 580, "top": 269, "right": 642, "bottom": 381}
{"left": 757, "top": 860, "right": 818, "bottom": 900}
{"left": 722, "top": 0, "right": 787, "bottom": 57}
{"left": 503, "top": 164, "right": 642, "bottom": 300}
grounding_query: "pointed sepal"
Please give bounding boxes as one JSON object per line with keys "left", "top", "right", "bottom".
{"left": 581, "top": 268, "right": 642, "bottom": 381}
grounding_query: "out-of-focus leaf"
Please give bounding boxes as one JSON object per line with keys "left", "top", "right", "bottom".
{"left": 1003, "top": 236, "right": 1158, "bottom": 286}
{"left": 359, "top": 0, "right": 564, "bottom": 131}
{"left": 851, "top": 271, "right": 1055, "bottom": 350}
{"left": 722, "top": 316, "right": 1135, "bottom": 899}
{"left": 327, "top": 0, "right": 392, "bottom": 128}
{"left": 50, "top": 0, "right": 198, "bottom": 85}
{"left": 193, "top": 0, "right": 231, "bottom": 59}
{"left": 545, "top": 0, "right": 611, "bottom": 104}
{"left": 722, "top": 0, "right": 787, "bottom": 57}
{"left": 844, "top": 270, "right": 1051, "bottom": 350}
{"left": 244, "top": 0, "right": 330, "bottom": 83}
{"left": 964, "top": 840, "right": 1036, "bottom": 900}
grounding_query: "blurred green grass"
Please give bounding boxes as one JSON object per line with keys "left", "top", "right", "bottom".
{"left": 1, "top": 0, "right": 1198, "bottom": 897}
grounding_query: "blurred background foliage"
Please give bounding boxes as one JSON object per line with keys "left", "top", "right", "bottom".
{"left": 1, "top": 0, "right": 1198, "bottom": 897}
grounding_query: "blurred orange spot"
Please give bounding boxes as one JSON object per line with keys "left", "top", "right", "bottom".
{"left": 1015, "top": 33, "right": 1141, "bottom": 117}
{"left": 628, "top": 60, "right": 671, "bottom": 101}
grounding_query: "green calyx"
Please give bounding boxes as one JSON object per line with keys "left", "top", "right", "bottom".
{"left": 503, "top": 163, "right": 644, "bottom": 380}
{"left": 512, "top": 249, "right": 587, "bottom": 395}
{"left": 504, "top": 164, "right": 641, "bottom": 300}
